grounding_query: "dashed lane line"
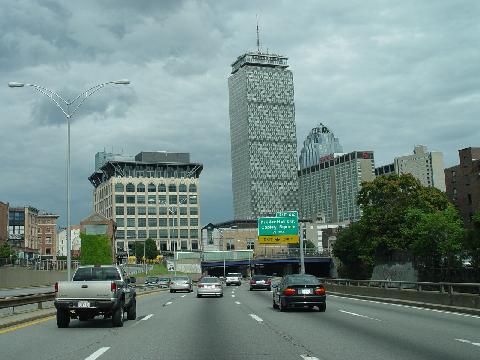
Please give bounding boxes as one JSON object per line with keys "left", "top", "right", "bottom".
{"left": 455, "top": 339, "right": 480, "bottom": 347}
{"left": 300, "top": 355, "right": 319, "bottom": 360}
{"left": 85, "top": 347, "right": 110, "bottom": 360}
{"left": 231, "top": 295, "right": 236, "bottom": 298}
{"left": 141, "top": 314, "right": 154, "bottom": 321}
{"left": 249, "top": 314, "right": 263, "bottom": 322}
{"left": 338, "top": 309, "right": 381, "bottom": 321}
{"left": 181, "top": 295, "right": 186, "bottom": 298}
{"left": 235, "top": 301, "right": 241, "bottom": 305}
{"left": 165, "top": 301, "right": 173, "bottom": 306}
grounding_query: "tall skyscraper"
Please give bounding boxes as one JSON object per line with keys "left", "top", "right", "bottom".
{"left": 299, "top": 123, "right": 343, "bottom": 170}
{"left": 228, "top": 51, "right": 298, "bottom": 219}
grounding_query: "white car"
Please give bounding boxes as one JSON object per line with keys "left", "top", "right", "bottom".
{"left": 225, "top": 272, "right": 242, "bottom": 286}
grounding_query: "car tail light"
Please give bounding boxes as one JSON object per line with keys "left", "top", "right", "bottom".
{"left": 198, "top": 284, "right": 204, "bottom": 288}
{"left": 215, "top": 284, "right": 222, "bottom": 288}
{"left": 266, "top": 279, "right": 271, "bottom": 285}
{"left": 111, "top": 282, "right": 117, "bottom": 292}
{"left": 54, "top": 282, "right": 58, "bottom": 293}
{"left": 283, "top": 288, "right": 296, "bottom": 296}
{"left": 250, "top": 280, "right": 256, "bottom": 284}
{"left": 314, "top": 287, "right": 326, "bottom": 295}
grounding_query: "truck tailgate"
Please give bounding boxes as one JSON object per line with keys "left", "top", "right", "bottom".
{"left": 57, "top": 281, "right": 113, "bottom": 300}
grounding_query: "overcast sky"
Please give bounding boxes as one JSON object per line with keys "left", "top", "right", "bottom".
{"left": 1, "top": 0, "right": 479, "bottom": 227}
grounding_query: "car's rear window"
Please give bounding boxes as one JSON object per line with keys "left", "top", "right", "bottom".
{"left": 286, "top": 275, "right": 320, "bottom": 285}
{"left": 146, "top": 277, "right": 157, "bottom": 281}
{"left": 172, "top": 277, "right": 189, "bottom": 281}
{"left": 227, "top": 273, "right": 241, "bottom": 277}
{"left": 73, "top": 267, "right": 121, "bottom": 281}
{"left": 159, "top": 278, "right": 170, "bottom": 281}
{"left": 201, "top": 277, "right": 219, "bottom": 283}
{"left": 253, "top": 275, "right": 268, "bottom": 280}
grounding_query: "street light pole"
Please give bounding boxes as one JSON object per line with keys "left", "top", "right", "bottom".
{"left": 8, "top": 80, "right": 130, "bottom": 280}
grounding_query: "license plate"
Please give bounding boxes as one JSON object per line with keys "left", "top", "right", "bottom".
{"left": 299, "top": 289, "right": 312, "bottom": 295}
{"left": 78, "top": 301, "right": 90, "bottom": 308}
{"left": 257, "top": 281, "right": 265, "bottom": 284}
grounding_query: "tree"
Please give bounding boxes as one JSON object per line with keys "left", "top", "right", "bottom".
{"left": 0, "top": 243, "right": 16, "bottom": 264}
{"left": 133, "top": 239, "right": 158, "bottom": 261}
{"left": 463, "top": 211, "right": 480, "bottom": 271}
{"left": 80, "top": 233, "right": 112, "bottom": 265}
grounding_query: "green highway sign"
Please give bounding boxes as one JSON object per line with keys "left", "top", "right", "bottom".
{"left": 258, "top": 216, "right": 298, "bottom": 236}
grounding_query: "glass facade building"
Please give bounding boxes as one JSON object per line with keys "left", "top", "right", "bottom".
{"left": 228, "top": 51, "right": 299, "bottom": 219}
{"left": 299, "top": 123, "right": 343, "bottom": 170}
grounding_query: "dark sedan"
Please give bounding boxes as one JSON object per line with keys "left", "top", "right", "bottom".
{"left": 272, "top": 274, "right": 326, "bottom": 312}
{"left": 249, "top": 275, "right": 272, "bottom": 291}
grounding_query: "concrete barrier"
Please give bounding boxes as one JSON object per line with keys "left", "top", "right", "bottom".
{"left": 0, "top": 268, "right": 67, "bottom": 289}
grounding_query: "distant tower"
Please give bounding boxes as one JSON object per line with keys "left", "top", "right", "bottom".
{"left": 299, "top": 123, "right": 343, "bottom": 169}
{"left": 228, "top": 32, "right": 298, "bottom": 219}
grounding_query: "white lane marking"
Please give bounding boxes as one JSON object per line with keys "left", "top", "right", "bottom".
{"left": 231, "top": 291, "right": 235, "bottom": 294}
{"left": 455, "top": 338, "right": 480, "bottom": 347}
{"left": 165, "top": 301, "right": 173, "bottom": 305}
{"left": 85, "top": 347, "right": 110, "bottom": 360}
{"left": 235, "top": 301, "right": 241, "bottom": 305}
{"left": 141, "top": 314, "right": 154, "bottom": 321}
{"left": 338, "top": 309, "right": 381, "bottom": 321}
{"left": 300, "top": 355, "right": 319, "bottom": 360}
{"left": 249, "top": 314, "right": 263, "bottom": 322}
{"left": 329, "top": 294, "right": 480, "bottom": 319}
{"left": 181, "top": 295, "right": 186, "bottom": 298}
{"left": 231, "top": 294, "right": 236, "bottom": 298}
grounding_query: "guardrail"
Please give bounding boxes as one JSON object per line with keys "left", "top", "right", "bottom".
{"left": 0, "top": 284, "right": 160, "bottom": 313}
{"left": 320, "top": 278, "right": 480, "bottom": 295}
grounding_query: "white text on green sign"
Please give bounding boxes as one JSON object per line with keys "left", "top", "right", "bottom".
{"left": 276, "top": 211, "right": 298, "bottom": 218}
{"left": 258, "top": 217, "right": 299, "bottom": 236}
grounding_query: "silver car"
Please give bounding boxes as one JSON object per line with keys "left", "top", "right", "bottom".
{"left": 169, "top": 276, "right": 193, "bottom": 293}
{"left": 197, "top": 277, "right": 223, "bottom": 298}
{"left": 158, "top": 277, "right": 171, "bottom": 288}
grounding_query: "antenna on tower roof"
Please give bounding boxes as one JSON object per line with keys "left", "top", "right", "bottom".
{"left": 256, "top": 15, "right": 260, "bottom": 53}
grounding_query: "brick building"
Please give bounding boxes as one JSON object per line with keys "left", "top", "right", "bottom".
{"left": 37, "top": 213, "right": 59, "bottom": 257}
{"left": 0, "top": 202, "right": 8, "bottom": 245}
{"left": 445, "top": 147, "right": 480, "bottom": 227}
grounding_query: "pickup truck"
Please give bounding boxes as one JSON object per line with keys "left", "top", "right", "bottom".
{"left": 54, "top": 265, "right": 137, "bottom": 328}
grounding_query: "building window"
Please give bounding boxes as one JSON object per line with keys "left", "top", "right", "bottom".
{"left": 116, "top": 230, "right": 125, "bottom": 239}
{"left": 115, "top": 183, "right": 124, "bottom": 192}
{"left": 148, "top": 218, "right": 157, "bottom": 227}
{"left": 159, "top": 195, "right": 167, "bottom": 204}
{"left": 180, "top": 229, "right": 189, "bottom": 238}
{"left": 46, "top": 248, "right": 51, "bottom": 255}
{"left": 190, "top": 218, "right": 198, "bottom": 226}
{"left": 179, "top": 218, "right": 188, "bottom": 226}
{"left": 170, "top": 229, "right": 178, "bottom": 238}
{"left": 137, "top": 195, "right": 145, "bottom": 204}
{"left": 45, "top": 237, "right": 52, "bottom": 244}
{"left": 126, "top": 195, "right": 135, "bottom": 204}
{"left": 159, "top": 230, "right": 168, "bottom": 239}
{"left": 126, "top": 183, "right": 135, "bottom": 192}
{"left": 181, "top": 240, "right": 188, "bottom": 250}
{"left": 190, "top": 207, "right": 198, "bottom": 216}
{"left": 138, "top": 207, "right": 146, "bottom": 215}
{"left": 179, "top": 207, "right": 188, "bottom": 215}
{"left": 127, "top": 218, "right": 136, "bottom": 227}
{"left": 159, "top": 207, "right": 168, "bottom": 215}
{"left": 247, "top": 239, "right": 255, "bottom": 250}
{"left": 138, "top": 218, "right": 146, "bottom": 228}
{"left": 191, "top": 240, "right": 198, "bottom": 250}
{"left": 148, "top": 195, "right": 156, "bottom": 204}
{"left": 160, "top": 241, "right": 168, "bottom": 250}
{"left": 159, "top": 218, "right": 167, "bottom": 227}
{"left": 169, "top": 195, "right": 178, "bottom": 204}
{"left": 149, "top": 230, "right": 157, "bottom": 239}
{"left": 148, "top": 207, "right": 156, "bottom": 215}
{"left": 168, "top": 184, "right": 177, "bottom": 192}
{"left": 147, "top": 183, "right": 155, "bottom": 192}
{"left": 127, "top": 207, "right": 135, "bottom": 215}
{"left": 138, "top": 230, "right": 147, "bottom": 239}
{"left": 116, "top": 218, "right": 124, "bottom": 227}
{"left": 158, "top": 184, "right": 166, "bottom": 192}
{"left": 179, "top": 194, "right": 187, "bottom": 204}
{"left": 190, "top": 229, "right": 198, "bottom": 239}
{"left": 468, "top": 194, "right": 472, "bottom": 205}
{"left": 189, "top": 195, "right": 197, "bottom": 204}
{"left": 189, "top": 184, "right": 197, "bottom": 192}
{"left": 115, "top": 195, "right": 124, "bottom": 204}
{"left": 116, "top": 207, "right": 124, "bottom": 215}
{"left": 127, "top": 230, "right": 136, "bottom": 239}
{"left": 226, "top": 239, "right": 234, "bottom": 250}
{"left": 179, "top": 184, "right": 187, "bottom": 192}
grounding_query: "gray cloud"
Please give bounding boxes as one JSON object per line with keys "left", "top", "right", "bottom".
{"left": 1, "top": 0, "right": 479, "bottom": 226}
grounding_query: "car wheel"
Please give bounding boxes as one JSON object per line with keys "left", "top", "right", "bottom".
{"left": 267, "top": 287, "right": 271, "bottom": 291}
{"left": 279, "top": 299, "right": 287, "bottom": 312}
{"left": 56, "top": 310, "right": 70, "bottom": 328}
{"left": 272, "top": 298, "right": 279, "bottom": 309}
{"left": 170, "top": 289, "right": 173, "bottom": 293}
{"left": 197, "top": 294, "right": 201, "bottom": 298}
{"left": 250, "top": 287, "right": 253, "bottom": 291}
{"left": 127, "top": 299, "right": 136, "bottom": 320}
{"left": 220, "top": 293, "right": 223, "bottom": 298}
{"left": 112, "top": 305, "right": 124, "bottom": 327}
{"left": 318, "top": 303, "right": 326, "bottom": 312}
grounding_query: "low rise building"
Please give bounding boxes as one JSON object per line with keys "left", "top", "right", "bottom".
{"left": 445, "top": 147, "right": 480, "bottom": 227}
{"left": 57, "top": 226, "right": 81, "bottom": 257}
{"left": 0, "top": 201, "right": 8, "bottom": 245}
{"left": 37, "top": 213, "right": 59, "bottom": 257}
{"left": 8, "top": 206, "right": 39, "bottom": 258}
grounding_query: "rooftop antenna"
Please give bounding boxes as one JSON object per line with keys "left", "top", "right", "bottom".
{"left": 256, "top": 15, "right": 260, "bottom": 53}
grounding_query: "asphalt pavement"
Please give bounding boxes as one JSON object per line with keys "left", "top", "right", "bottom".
{"left": 0, "top": 283, "right": 478, "bottom": 360}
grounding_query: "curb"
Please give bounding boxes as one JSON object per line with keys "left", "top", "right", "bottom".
{"left": 328, "top": 291, "right": 480, "bottom": 316}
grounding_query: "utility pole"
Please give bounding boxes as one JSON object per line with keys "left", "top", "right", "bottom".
{"left": 299, "top": 223, "right": 305, "bottom": 274}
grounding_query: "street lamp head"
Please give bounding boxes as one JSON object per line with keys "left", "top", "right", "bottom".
{"left": 8, "top": 82, "right": 25, "bottom": 88}
{"left": 112, "top": 79, "right": 130, "bottom": 85}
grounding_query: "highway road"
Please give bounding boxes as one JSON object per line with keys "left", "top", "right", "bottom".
{"left": 0, "top": 283, "right": 478, "bottom": 360}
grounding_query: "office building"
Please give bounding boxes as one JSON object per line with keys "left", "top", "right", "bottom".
{"left": 445, "top": 147, "right": 480, "bottom": 227}
{"left": 89, "top": 151, "right": 203, "bottom": 253}
{"left": 8, "top": 206, "right": 39, "bottom": 258}
{"left": 376, "top": 145, "right": 445, "bottom": 191}
{"left": 0, "top": 201, "right": 8, "bottom": 245}
{"left": 37, "top": 213, "right": 59, "bottom": 257}
{"left": 228, "top": 50, "right": 298, "bottom": 219}
{"left": 299, "top": 123, "right": 343, "bottom": 170}
{"left": 298, "top": 151, "right": 376, "bottom": 223}
{"left": 95, "top": 151, "right": 134, "bottom": 171}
